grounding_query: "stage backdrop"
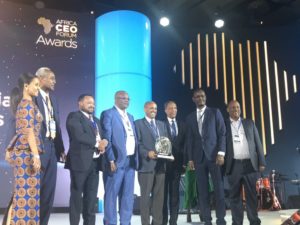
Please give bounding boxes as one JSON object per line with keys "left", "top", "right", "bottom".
{"left": 0, "top": 1, "right": 95, "bottom": 208}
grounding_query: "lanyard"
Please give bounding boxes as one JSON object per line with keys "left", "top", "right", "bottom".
{"left": 231, "top": 120, "right": 242, "bottom": 135}
{"left": 42, "top": 96, "right": 54, "bottom": 119}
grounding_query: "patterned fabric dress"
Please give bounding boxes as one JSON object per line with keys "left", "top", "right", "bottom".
{"left": 5, "top": 99, "right": 43, "bottom": 225}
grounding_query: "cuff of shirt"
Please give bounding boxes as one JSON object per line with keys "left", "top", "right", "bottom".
{"left": 95, "top": 141, "right": 99, "bottom": 148}
{"left": 217, "top": 151, "right": 225, "bottom": 156}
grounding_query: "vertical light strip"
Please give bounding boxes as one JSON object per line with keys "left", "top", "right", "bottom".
{"left": 274, "top": 61, "right": 283, "bottom": 130}
{"left": 181, "top": 49, "right": 185, "bottom": 84}
{"left": 264, "top": 41, "right": 275, "bottom": 145}
{"left": 230, "top": 40, "right": 236, "bottom": 100}
{"left": 197, "top": 33, "right": 202, "bottom": 88}
{"left": 239, "top": 43, "right": 246, "bottom": 118}
{"left": 247, "top": 40, "right": 255, "bottom": 122}
{"left": 293, "top": 75, "right": 298, "bottom": 93}
{"left": 206, "top": 34, "right": 210, "bottom": 87}
{"left": 214, "top": 33, "right": 219, "bottom": 90}
{"left": 284, "top": 70, "right": 289, "bottom": 101}
{"left": 222, "top": 33, "right": 228, "bottom": 104}
{"left": 256, "top": 42, "right": 266, "bottom": 154}
{"left": 189, "top": 43, "right": 194, "bottom": 89}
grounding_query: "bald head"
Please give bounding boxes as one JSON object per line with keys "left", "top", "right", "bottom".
{"left": 114, "top": 90, "right": 129, "bottom": 110}
{"left": 227, "top": 100, "right": 241, "bottom": 121}
{"left": 144, "top": 101, "right": 157, "bottom": 119}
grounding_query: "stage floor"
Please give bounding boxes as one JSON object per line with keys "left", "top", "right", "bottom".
{"left": 0, "top": 209, "right": 298, "bottom": 225}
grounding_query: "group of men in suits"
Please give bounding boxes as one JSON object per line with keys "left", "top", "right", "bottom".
{"left": 29, "top": 66, "right": 266, "bottom": 225}
{"left": 186, "top": 89, "right": 266, "bottom": 225}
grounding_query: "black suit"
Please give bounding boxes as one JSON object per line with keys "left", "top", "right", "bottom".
{"left": 163, "top": 119, "right": 186, "bottom": 225}
{"left": 135, "top": 118, "right": 168, "bottom": 225}
{"left": 34, "top": 92, "right": 65, "bottom": 225}
{"left": 225, "top": 118, "right": 266, "bottom": 225}
{"left": 186, "top": 107, "right": 226, "bottom": 225}
{"left": 65, "top": 111, "right": 103, "bottom": 225}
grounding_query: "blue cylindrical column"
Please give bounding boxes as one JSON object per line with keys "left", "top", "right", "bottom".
{"left": 95, "top": 10, "right": 151, "bottom": 119}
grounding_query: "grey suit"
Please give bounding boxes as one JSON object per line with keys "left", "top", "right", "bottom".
{"left": 135, "top": 118, "right": 168, "bottom": 225}
{"left": 225, "top": 118, "right": 266, "bottom": 225}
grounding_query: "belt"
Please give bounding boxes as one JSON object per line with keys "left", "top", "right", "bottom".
{"left": 233, "top": 158, "right": 251, "bottom": 163}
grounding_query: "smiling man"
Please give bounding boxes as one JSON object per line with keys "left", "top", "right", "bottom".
{"left": 65, "top": 94, "right": 107, "bottom": 225}
{"left": 135, "top": 101, "right": 169, "bottom": 225}
{"left": 224, "top": 100, "right": 266, "bottom": 225}
{"left": 100, "top": 90, "right": 139, "bottom": 225}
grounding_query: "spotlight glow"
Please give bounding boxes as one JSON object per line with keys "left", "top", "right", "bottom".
{"left": 160, "top": 17, "right": 170, "bottom": 27}
{"left": 215, "top": 19, "right": 224, "bottom": 28}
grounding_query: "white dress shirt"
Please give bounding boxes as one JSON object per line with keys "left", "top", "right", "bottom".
{"left": 167, "top": 117, "right": 178, "bottom": 136}
{"left": 115, "top": 106, "right": 135, "bottom": 156}
{"left": 230, "top": 117, "right": 250, "bottom": 160}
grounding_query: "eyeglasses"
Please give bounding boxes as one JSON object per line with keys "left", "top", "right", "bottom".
{"left": 117, "top": 97, "right": 130, "bottom": 101}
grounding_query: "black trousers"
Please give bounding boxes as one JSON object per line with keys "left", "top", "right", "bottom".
{"left": 227, "top": 159, "right": 261, "bottom": 225}
{"left": 162, "top": 165, "right": 181, "bottom": 225}
{"left": 69, "top": 159, "right": 99, "bottom": 225}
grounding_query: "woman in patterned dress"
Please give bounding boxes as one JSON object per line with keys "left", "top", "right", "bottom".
{"left": 3, "top": 73, "right": 43, "bottom": 225}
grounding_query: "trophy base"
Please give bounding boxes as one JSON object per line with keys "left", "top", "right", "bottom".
{"left": 157, "top": 154, "right": 174, "bottom": 160}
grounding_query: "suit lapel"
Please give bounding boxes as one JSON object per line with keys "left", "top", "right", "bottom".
{"left": 36, "top": 93, "right": 46, "bottom": 129}
{"left": 202, "top": 107, "right": 210, "bottom": 132}
{"left": 241, "top": 119, "right": 250, "bottom": 142}
{"left": 191, "top": 111, "right": 198, "bottom": 132}
{"left": 80, "top": 111, "right": 96, "bottom": 137}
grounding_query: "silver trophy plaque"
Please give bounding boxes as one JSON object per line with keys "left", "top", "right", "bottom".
{"left": 155, "top": 136, "right": 174, "bottom": 160}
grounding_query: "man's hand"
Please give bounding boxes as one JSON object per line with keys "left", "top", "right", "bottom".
{"left": 259, "top": 165, "right": 265, "bottom": 172}
{"left": 188, "top": 161, "right": 195, "bottom": 170}
{"left": 110, "top": 161, "right": 117, "bottom": 172}
{"left": 216, "top": 155, "right": 225, "bottom": 166}
{"left": 98, "top": 139, "right": 108, "bottom": 154}
{"left": 148, "top": 151, "right": 157, "bottom": 159}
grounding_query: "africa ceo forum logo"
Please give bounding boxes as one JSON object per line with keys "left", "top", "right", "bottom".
{"left": 36, "top": 17, "right": 78, "bottom": 49}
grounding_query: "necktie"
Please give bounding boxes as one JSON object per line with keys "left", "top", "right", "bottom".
{"left": 198, "top": 111, "right": 203, "bottom": 136}
{"left": 89, "top": 115, "right": 98, "bottom": 135}
{"left": 150, "top": 119, "right": 159, "bottom": 138}
{"left": 171, "top": 120, "right": 177, "bottom": 139}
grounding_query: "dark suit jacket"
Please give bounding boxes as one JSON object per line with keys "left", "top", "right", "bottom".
{"left": 34, "top": 92, "right": 65, "bottom": 160}
{"left": 135, "top": 118, "right": 168, "bottom": 173}
{"left": 224, "top": 118, "right": 266, "bottom": 175}
{"left": 65, "top": 111, "right": 103, "bottom": 172}
{"left": 100, "top": 107, "right": 138, "bottom": 170}
{"left": 164, "top": 119, "right": 186, "bottom": 172}
{"left": 186, "top": 107, "right": 226, "bottom": 163}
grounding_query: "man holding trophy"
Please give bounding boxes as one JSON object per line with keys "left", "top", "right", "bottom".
{"left": 135, "top": 101, "right": 171, "bottom": 225}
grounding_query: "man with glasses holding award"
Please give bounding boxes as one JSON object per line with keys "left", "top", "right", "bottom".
{"left": 135, "top": 101, "right": 171, "bottom": 225}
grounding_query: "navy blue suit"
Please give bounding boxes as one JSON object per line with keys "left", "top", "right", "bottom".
{"left": 34, "top": 92, "right": 65, "bottom": 225}
{"left": 186, "top": 107, "right": 226, "bottom": 225}
{"left": 100, "top": 107, "right": 138, "bottom": 225}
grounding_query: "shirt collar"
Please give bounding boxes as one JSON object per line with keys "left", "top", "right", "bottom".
{"left": 230, "top": 117, "right": 241, "bottom": 123}
{"left": 81, "top": 110, "right": 91, "bottom": 119}
{"left": 145, "top": 116, "right": 155, "bottom": 123}
{"left": 39, "top": 89, "right": 48, "bottom": 100}
{"left": 115, "top": 105, "right": 127, "bottom": 116}
{"left": 167, "top": 117, "right": 176, "bottom": 123}
{"left": 197, "top": 105, "right": 206, "bottom": 114}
